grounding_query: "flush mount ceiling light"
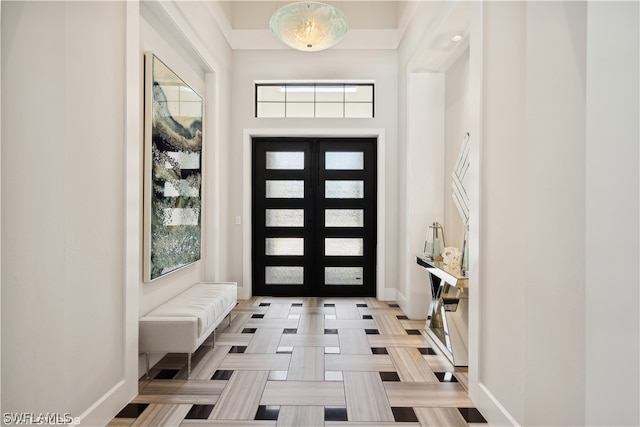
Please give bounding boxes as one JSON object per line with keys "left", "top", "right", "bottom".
{"left": 270, "top": 2, "right": 349, "bottom": 52}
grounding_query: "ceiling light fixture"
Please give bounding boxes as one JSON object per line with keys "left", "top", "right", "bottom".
{"left": 451, "top": 34, "right": 463, "bottom": 42}
{"left": 270, "top": 2, "right": 349, "bottom": 52}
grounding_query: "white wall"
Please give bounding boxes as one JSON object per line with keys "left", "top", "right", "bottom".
{"left": 401, "top": 73, "right": 445, "bottom": 318}
{"left": 138, "top": 2, "right": 207, "bottom": 317}
{"left": 473, "top": 2, "right": 639, "bottom": 425}
{"left": 230, "top": 49, "right": 399, "bottom": 299}
{"left": 584, "top": 2, "right": 639, "bottom": 425}
{"left": 1, "top": 0, "right": 235, "bottom": 423}
{"left": 1, "top": 1, "right": 137, "bottom": 423}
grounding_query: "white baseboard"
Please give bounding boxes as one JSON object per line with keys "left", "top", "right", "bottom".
{"left": 468, "top": 381, "right": 520, "bottom": 427}
{"left": 76, "top": 379, "right": 136, "bottom": 427}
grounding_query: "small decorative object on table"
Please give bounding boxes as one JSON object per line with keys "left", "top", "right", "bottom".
{"left": 429, "top": 222, "right": 445, "bottom": 261}
{"left": 442, "top": 247, "right": 461, "bottom": 269}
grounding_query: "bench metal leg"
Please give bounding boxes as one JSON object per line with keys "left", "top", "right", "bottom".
{"left": 145, "top": 353, "right": 150, "bottom": 380}
{"left": 187, "top": 353, "right": 192, "bottom": 379}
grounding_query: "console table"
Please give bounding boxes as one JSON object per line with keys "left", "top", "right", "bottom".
{"left": 416, "top": 255, "right": 469, "bottom": 366}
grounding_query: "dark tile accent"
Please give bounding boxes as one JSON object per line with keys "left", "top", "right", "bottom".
{"left": 396, "top": 315, "right": 409, "bottom": 320}
{"left": 388, "top": 303, "right": 400, "bottom": 308}
{"left": 185, "top": 404, "right": 215, "bottom": 419}
{"left": 356, "top": 303, "right": 368, "bottom": 307}
{"left": 283, "top": 328, "right": 298, "bottom": 334}
{"left": 324, "top": 328, "right": 338, "bottom": 335}
{"left": 434, "top": 372, "right": 458, "bottom": 382}
{"left": 458, "top": 407, "right": 488, "bottom": 423}
{"left": 324, "top": 406, "right": 348, "bottom": 421}
{"left": 292, "top": 303, "right": 303, "bottom": 307}
{"left": 251, "top": 314, "right": 265, "bottom": 319}
{"left": 242, "top": 328, "right": 257, "bottom": 334}
{"left": 365, "top": 329, "right": 380, "bottom": 335}
{"left": 379, "top": 371, "right": 401, "bottom": 382}
{"left": 324, "top": 303, "right": 336, "bottom": 307}
{"left": 371, "top": 347, "right": 388, "bottom": 354}
{"left": 406, "top": 329, "right": 422, "bottom": 335}
{"left": 418, "top": 347, "right": 437, "bottom": 355}
{"left": 229, "top": 346, "right": 247, "bottom": 353}
{"left": 391, "top": 407, "right": 419, "bottom": 422}
{"left": 255, "top": 405, "right": 280, "bottom": 421}
{"left": 362, "top": 314, "right": 373, "bottom": 320}
{"left": 115, "top": 403, "right": 149, "bottom": 418}
{"left": 154, "top": 369, "right": 179, "bottom": 379}
{"left": 259, "top": 303, "right": 271, "bottom": 306}
{"left": 211, "top": 370, "right": 234, "bottom": 380}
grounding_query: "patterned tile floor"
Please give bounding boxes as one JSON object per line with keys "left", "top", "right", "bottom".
{"left": 109, "top": 297, "right": 487, "bottom": 426}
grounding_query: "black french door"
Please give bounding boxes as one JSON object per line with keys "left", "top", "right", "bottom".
{"left": 252, "top": 137, "right": 377, "bottom": 297}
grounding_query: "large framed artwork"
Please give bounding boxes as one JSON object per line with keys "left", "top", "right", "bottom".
{"left": 144, "top": 52, "right": 203, "bottom": 281}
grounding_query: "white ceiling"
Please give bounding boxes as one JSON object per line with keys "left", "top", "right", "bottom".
{"left": 209, "top": 0, "right": 470, "bottom": 70}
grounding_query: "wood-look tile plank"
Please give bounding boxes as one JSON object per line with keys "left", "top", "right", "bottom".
{"left": 209, "top": 370, "right": 269, "bottom": 420}
{"left": 372, "top": 314, "right": 407, "bottom": 335}
{"left": 137, "top": 379, "right": 225, "bottom": 404}
{"left": 218, "top": 354, "right": 291, "bottom": 371}
{"left": 383, "top": 382, "right": 472, "bottom": 407}
{"left": 264, "top": 302, "right": 293, "bottom": 319}
{"left": 297, "top": 314, "right": 324, "bottom": 334}
{"left": 359, "top": 307, "right": 405, "bottom": 316}
{"left": 188, "top": 346, "right": 232, "bottom": 380}
{"left": 224, "top": 313, "right": 252, "bottom": 334}
{"left": 343, "top": 372, "right": 394, "bottom": 422}
{"left": 324, "top": 319, "right": 377, "bottom": 329}
{"left": 414, "top": 407, "right": 468, "bottom": 426}
{"left": 454, "top": 369, "right": 469, "bottom": 391}
{"left": 130, "top": 403, "right": 191, "bottom": 427}
{"left": 261, "top": 381, "right": 345, "bottom": 406}
{"left": 279, "top": 333, "right": 339, "bottom": 347}
{"left": 364, "top": 298, "right": 390, "bottom": 308}
{"left": 106, "top": 419, "right": 134, "bottom": 427}
{"left": 326, "top": 423, "right": 419, "bottom": 427}
{"left": 287, "top": 347, "right": 324, "bottom": 380}
{"left": 235, "top": 297, "right": 261, "bottom": 307}
{"left": 325, "top": 354, "right": 395, "bottom": 372}
{"left": 423, "top": 354, "right": 454, "bottom": 371}
{"left": 338, "top": 329, "right": 372, "bottom": 355}
{"left": 387, "top": 347, "right": 439, "bottom": 382}
{"left": 276, "top": 406, "right": 324, "bottom": 427}
{"left": 246, "top": 318, "right": 299, "bottom": 329}
{"left": 214, "top": 333, "right": 252, "bottom": 346}
{"left": 289, "top": 306, "right": 334, "bottom": 315}
{"left": 334, "top": 303, "right": 361, "bottom": 319}
{"left": 181, "top": 421, "right": 276, "bottom": 427}
{"left": 368, "top": 335, "right": 430, "bottom": 348}
{"left": 246, "top": 328, "right": 283, "bottom": 353}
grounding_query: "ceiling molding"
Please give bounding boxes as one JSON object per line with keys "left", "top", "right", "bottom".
{"left": 230, "top": 29, "right": 401, "bottom": 50}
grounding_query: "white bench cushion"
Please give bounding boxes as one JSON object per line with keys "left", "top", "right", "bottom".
{"left": 145, "top": 283, "right": 236, "bottom": 336}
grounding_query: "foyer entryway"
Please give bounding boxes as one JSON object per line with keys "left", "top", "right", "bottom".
{"left": 252, "top": 137, "right": 377, "bottom": 297}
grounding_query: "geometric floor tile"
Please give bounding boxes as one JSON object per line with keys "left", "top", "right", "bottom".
{"left": 108, "top": 297, "right": 487, "bottom": 426}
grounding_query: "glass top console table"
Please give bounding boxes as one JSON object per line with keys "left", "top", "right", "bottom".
{"left": 416, "top": 255, "right": 469, "bottom": 367}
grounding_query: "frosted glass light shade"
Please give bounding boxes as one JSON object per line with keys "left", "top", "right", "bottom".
{"left": 270, "top": 2, "right": 349, "bottom": 52}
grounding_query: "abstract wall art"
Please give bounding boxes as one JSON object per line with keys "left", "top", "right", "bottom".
{"left": 144, "top": 53, "right": 203, "bottom": 281}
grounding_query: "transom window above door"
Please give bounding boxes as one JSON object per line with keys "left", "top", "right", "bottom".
{"left": 255, "top": 82, "right": 374, "bottom": 119}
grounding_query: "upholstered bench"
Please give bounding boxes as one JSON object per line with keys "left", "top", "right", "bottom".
{"left": 139, "top": 282, "right": 237, "bottom": 379}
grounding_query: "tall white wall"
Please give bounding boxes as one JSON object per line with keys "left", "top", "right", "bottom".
{"left": 230, "top": 49, "right": 399, "bottom": 298}
{"left": 1, "top": 2, "right": 137, "bottom": 423}
{"left": 584, "top": 2, "right": 639, "bottom": 425}
{"left": 474, "top": 2, "right": 639, "bottom": 425}
{"left": 401, "top": 73, "right": 445, "bottom": 318}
